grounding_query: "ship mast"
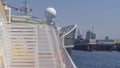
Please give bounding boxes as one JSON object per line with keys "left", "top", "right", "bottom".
{"left": 23, "top": 0, "right": 32, "bottom": 15}
{"left": 24, "top": 0, "right": 28, "bottom": 15}
{"left": 7, "top": 0, "right": 32, "bottom": 16}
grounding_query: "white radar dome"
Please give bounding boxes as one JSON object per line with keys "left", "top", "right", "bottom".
{"left": 44, "top": 7, "right": 56, "bottom": 19}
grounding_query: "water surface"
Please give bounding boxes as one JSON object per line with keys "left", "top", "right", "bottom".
{"left": 71, "top": 50, "right": 120, "bottom": 68}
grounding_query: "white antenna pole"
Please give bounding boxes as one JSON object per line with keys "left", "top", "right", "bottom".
{"left": 24, "top": 0, "right": 28, "bottom": 15}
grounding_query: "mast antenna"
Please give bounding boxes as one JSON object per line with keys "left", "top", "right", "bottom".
{"left": 23, "top": 0, "right": 32, "bottom": 15}
{"left": 7, "top": 0, "right": 32, "bottom": 15}
{"left": 24, "top": 0, "right": 28, "bottom": 15}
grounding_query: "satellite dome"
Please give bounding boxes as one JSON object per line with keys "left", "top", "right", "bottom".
{"left": 44, "top": 7, "right": 56, "bottom": 19}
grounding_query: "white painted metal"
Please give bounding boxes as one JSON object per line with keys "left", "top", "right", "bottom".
{"left": 0, "top": 23, "right": 66, "bottom": 68}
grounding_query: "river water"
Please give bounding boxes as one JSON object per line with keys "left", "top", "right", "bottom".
{"left": 71, "top": 50, "right": 120, "bottom": 68}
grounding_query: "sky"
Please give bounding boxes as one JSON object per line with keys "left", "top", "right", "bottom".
{"left": 3, "top": 0, "right": 120, "bottom": 39}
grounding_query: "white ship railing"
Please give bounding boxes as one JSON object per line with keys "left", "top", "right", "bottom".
{"left": 61, "top": 37, "right": 77, "bottom": 68}
{"left": 53, "top": 27, "right": 77, "bottom": 68}
{"left": 49, "top": 27, "right": 65, "bottom": 68}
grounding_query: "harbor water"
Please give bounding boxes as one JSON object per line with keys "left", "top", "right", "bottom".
{"left": 71, "top": 50, "right": 120, "bottom": 68}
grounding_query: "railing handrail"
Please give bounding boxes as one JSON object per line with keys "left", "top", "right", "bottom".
{"left": 61, "top": 37, "right": 77, "bottom": 68}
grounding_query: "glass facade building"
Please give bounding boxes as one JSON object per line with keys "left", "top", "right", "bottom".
{"left": 85, "top": 31, "right": 96, "bottom": 40}
{"left": 60, "top": 25, "right": 77, "bottom": 46}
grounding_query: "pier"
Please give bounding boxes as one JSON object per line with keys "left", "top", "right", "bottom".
{"left": 73, "top": 43, "right": 120, "bottom": 51}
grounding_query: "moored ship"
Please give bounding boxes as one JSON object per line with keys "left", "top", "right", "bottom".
{"left": 0, "top": 0, "right": 77, "bottom": 68}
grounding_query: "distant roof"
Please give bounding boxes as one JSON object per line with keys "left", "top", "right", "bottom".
{"left": 11, "top": 15, "right": 47, "bottom": 24}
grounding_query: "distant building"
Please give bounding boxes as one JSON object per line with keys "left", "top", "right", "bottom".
{"left": 76, "top": 29, "right": 81, "bottom": 41}
{"left": 105, "top": 36, "right": 109, "bottom": 41}
{"left": 85, "top": 30, "right": 96, "bottom": 40}
{"left": 97, "top": 36, "right": 114, "bottom": 44}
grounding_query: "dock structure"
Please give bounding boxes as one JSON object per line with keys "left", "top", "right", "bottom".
{"left": 74, "top": 43, "right": 120, "bottom": 51}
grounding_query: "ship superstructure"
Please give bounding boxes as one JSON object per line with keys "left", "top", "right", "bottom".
{"left": 0, "top": 0, "right": 77, "bottom": 68}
